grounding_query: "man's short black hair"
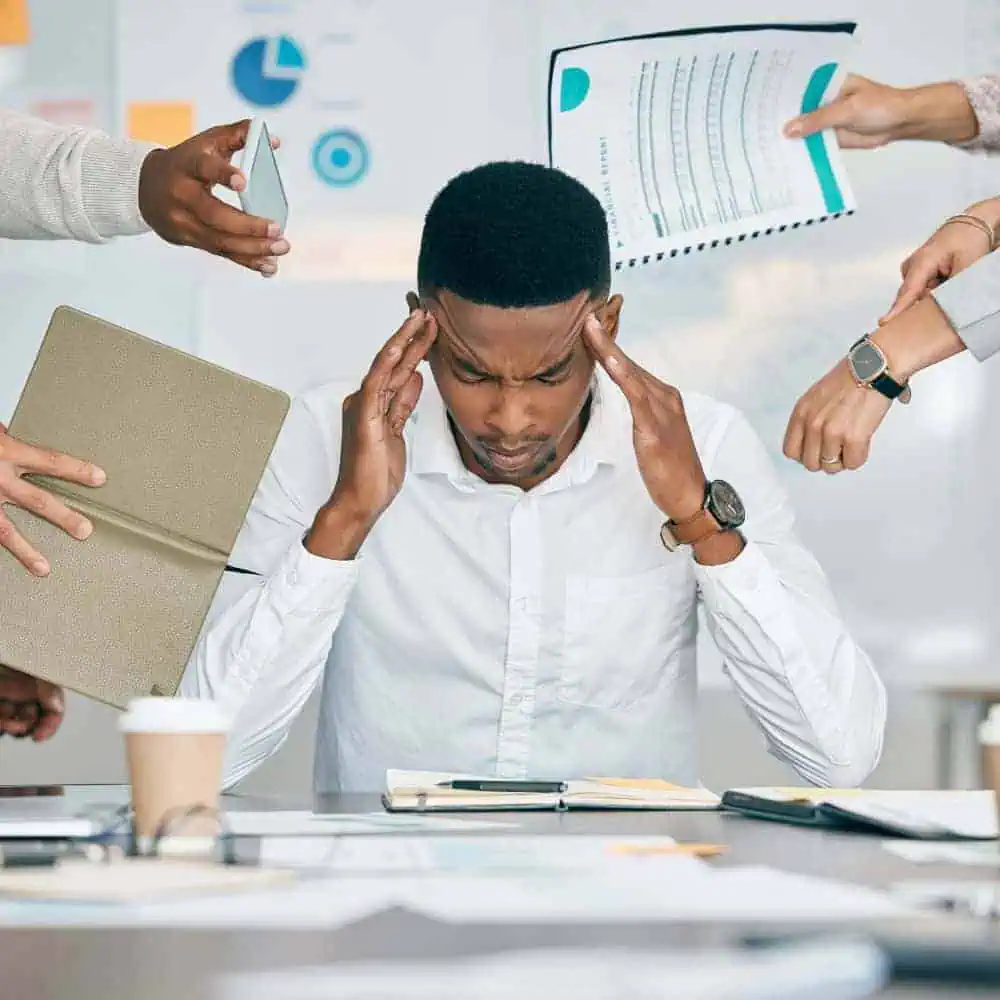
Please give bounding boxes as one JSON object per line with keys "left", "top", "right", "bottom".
{"left": 417, "top": 161, "right": 611, "bottom": 309}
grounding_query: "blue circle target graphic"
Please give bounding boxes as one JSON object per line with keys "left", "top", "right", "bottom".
{"left": 312, "top": 129, "right": 370, "bottom": 187}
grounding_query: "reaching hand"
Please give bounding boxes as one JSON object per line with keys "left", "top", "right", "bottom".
{"left": 582, "top": 315, "right": 706, "bottom": 520}
{"left": 0, "top": 424, "right": 105, "bottom": 576}
{"left": 328, "top": 309, "right": 438, "bottom": 529}
{"left": 138, "top": 119, "right": 290, "bottom": 276}
{"left": 783, "top": 74, "right": 978, "bottom": 149}
{"left": 783, "top": 360, "right": 891, "bottom": 474}
{"left": 0, "top": 666, "right": 64, "bottom": 742}
{"left": 881, "top": 203, "right": 1000, "bottom": 324}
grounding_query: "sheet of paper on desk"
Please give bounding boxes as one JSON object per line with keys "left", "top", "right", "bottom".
{"left": 258, "top": 835, "right": 713, "bottom": 872}
{"left": 225, "top": 811, "right": 514, "bottom": 836}
{"left": 0, "top": 862, "right": 912, "bottom": 930}
{"left": 399, "top": 866, "right": 912, "bottom": 925}
{"left": 215, "top": 938, "right": 890, "bottom": 1000}
{"left": 884, "top": 840, "right": 1000, "bottom": 867}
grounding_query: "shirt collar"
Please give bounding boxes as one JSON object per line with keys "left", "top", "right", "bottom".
{"left": 406, "top": 366, "right": 627, "bottom": 492}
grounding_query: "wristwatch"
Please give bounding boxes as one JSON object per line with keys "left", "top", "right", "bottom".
{"left": 847, "top": 335, "right": 912, "bottom": 404}
{"left": 659, "top": 480, "right": 746, "bottom": 552}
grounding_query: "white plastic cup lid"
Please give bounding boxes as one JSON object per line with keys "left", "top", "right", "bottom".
{"left": 978, "top": 703, "right": 1000, "bottom": 746}
{"left": 118, "top": 697, "right": 230, "bottom": 734}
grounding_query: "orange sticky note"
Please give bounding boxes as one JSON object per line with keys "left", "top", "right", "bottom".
{"left": 0, "top": 0, "right": 29, "bottom": 45}
{"left": 127, "top": 102, "right": 194, "bottom": 147}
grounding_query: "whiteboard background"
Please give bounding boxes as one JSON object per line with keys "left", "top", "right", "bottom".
{"left": 0, "top": 0, "right": 997, "bottom": 790}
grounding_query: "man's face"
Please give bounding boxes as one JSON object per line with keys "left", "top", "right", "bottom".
{"left": 417, "top": 288, "right": 622, "bottom": 489}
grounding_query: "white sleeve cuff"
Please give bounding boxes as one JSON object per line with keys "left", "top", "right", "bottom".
{"left": 693, "top": 537, "right": 765, "bottom": 605}
{"left": 266, "top": 539, "right": 361, "bottom": 618}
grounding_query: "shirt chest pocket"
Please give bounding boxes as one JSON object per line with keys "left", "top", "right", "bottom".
{"left": 558, "top": 561, "right": 693, "bottom": 710}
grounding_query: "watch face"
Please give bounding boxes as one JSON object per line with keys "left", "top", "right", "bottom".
{"left": 849, "top": 341, "right": 886, "bottom": 383}
{"left": 708, "top": 480, "right": 745, "bottom": 529}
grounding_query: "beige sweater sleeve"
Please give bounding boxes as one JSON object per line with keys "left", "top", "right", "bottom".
{"left": 0, "top": 108, "right": 157, "bottom": 242}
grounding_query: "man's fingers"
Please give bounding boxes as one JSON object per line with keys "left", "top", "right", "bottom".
{"left": 386, "top": 313, "right": 438, "bottom": 394}
{"left": 192, "top": 190, "right": 280, "bottom": 241}
{"left": 388, "top": 372, "right": 424, "bottom": 433}
{"left": 213, "top": 250, "right": 279, "bottom": 276}
{"left": 0, "top": 510, "right": 50, "bottom": 576}
{"left": 206, "top": 119, "right": 252, "bottom": 155}
{"left": 582, "top": 314, "right": 648, "bottom": 401}
{"left": 363, "top": 311, "right": 430, "bottom": 395}
{"left": 206, "top": 227, "right": 289, "bottom": 260}
{"left": 3, "top": 437, "right": 105, "bottom": 487}
{"left": 192, "top": 149, "right": 245, "bottom": 190}
{"left": 4, "top": 478, "right": 92, "bottom": 540}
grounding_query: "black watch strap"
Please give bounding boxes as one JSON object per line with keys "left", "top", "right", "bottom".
{"left": 870, "top": 370, "right": 907, "bottom": 400}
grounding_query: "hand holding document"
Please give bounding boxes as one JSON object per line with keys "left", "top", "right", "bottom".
{"left": 549, "top": 22, "right": 857, "bottom": 270}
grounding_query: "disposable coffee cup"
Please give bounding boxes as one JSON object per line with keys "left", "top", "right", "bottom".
{"left": 119, "top": 697, "right": 230, "bottom": 854}
{"left": 978, "top": 704, "right": 1000, "bottom": 835}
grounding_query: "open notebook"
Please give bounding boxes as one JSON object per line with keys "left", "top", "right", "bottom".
{"left": 0, "top": 307, "right": 289, "bottom": 709}
{"left": 548, "top": 21, "right": 856, "bottom": 270}
{"left": 383, "top": 770, "right": 720, "bottom": 813}
{"left": 721, "top": 788, "right": 999, "bottom": 840}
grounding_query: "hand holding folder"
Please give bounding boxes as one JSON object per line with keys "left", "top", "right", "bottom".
{"left": 0, "top": 307, "right": 289, "bottom": 709}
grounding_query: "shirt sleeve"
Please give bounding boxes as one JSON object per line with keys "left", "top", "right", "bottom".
{"left": 178, "top": 389, "right": 360, "bottom": 788}
{"left": 691, "top": 403, "right": 887, "bottom": 787}
{"left": 931, "top": 251, "right": 1000, "bottom": 362}
{"left": 956, "top": 74, "right": 1000, "bottom": 153}
{"left": 0, "top": 108, "right": 154, "bottom": 241}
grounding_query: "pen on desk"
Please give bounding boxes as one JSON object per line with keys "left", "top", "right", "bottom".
{"left": 437, "top": 779, "right": 568, "bottom": 794}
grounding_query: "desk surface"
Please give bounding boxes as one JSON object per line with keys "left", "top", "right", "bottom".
{"left": 1, "top": 790, "right": 998, "bottom": 999}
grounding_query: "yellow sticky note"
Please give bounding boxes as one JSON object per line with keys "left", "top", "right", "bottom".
{"left": 127, "top": 102, "right": 194, "bottom": 147}
{"left": 0, "top": 0, "right": 29, "bottom": 45}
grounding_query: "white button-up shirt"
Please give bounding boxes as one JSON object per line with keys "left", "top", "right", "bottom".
{"left": 181, "top": 367, "right": 886, "bottom": 792}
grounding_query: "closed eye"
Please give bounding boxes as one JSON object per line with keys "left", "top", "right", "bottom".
{"left": 452, "top": 358, "right": 492, "bottom": 383}
{"left": 534, "top": 354, "right": 575, "bottom": 384}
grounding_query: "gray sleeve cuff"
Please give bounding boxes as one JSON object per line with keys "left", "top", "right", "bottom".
{"left": 79, "top": 132, "right": 158, "bottom": 239}
{"left": 932, "top": 253, "right": 1000, "bottom": 361}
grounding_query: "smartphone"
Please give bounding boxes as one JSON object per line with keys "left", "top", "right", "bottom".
{"left": 238, "top": 117, "right": 289, "bottom": 233}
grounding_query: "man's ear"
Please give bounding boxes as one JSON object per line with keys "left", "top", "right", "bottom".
{"left": 600, "top": 294, "right": 624, "bottom": 342}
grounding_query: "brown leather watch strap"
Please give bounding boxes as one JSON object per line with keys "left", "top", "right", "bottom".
{"left": 668, "top": 507, "right": 722, "bottom": 545}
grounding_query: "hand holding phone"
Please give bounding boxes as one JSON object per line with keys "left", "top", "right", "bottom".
{"left": 239, "top": 117, "right": 289, "bottom": 236}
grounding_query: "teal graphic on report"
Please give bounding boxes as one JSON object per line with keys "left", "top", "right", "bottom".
{"left": 231, "top": 35, "right": 305, "bottom": 108}
{"left": 560, "top": 68, "right": 590, "bottom": 112}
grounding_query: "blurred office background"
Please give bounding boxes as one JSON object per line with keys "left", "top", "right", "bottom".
{"left": 1, "top": 0, "right": 999, "bottom": 795}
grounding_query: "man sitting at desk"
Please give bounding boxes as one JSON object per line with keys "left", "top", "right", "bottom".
{"left": 182, "top": 161, "right": 886, "bottom": 792}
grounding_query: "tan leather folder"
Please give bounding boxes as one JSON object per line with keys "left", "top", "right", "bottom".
{"left": 0, "top": 306, "right": 290, "bottom": 708}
